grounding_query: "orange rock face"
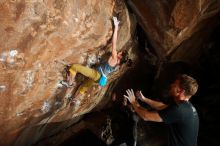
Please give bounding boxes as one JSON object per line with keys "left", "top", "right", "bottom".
{"left": 128, "top": 0, "right": 220, "bottom": 62}
{"left": 0, "top": 0, "right": 137, "bottom": 145}
{"left": 1, "top": 0, "right": 219, "bottom": 145}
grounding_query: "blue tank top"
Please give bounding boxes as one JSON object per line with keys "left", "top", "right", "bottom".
{"left": 97, "top": 62, "right": 116, "bottom": 76}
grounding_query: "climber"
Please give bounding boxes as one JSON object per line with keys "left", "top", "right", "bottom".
{"left": 61, "top": 17, "right": 128, "bottom": 95}
{"left": 124, "top": 74, "right": 199, "bottom": 146}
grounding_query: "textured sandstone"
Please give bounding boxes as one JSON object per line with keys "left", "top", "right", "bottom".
{"left": 128, "top": 0, "right": 220, "bottom": 63}
{"left": 0, "top": 0, "right": 136, "bottom": 145}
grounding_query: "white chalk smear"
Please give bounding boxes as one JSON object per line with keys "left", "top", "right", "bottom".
{"left": 25, "top": 71, "right": 34, "bottom": 88}
{"left": 0, "top": 50, "right": 19, "bottom": 64}
{"left": 0, "top": 85, "right": 6, "bottom": 92}
{"left": 0, "top": 52, "right": 8, "bottom": 62}
{"left": 87, "top": 54, "right": 97, "bottom": 67}
{"left": 41, "top": 101, "right": 51, "bottom": 113}
{"left": 16, "top": 112, "right": 25, "bottom": 116}
{"left": 57, "top": 81, "right": 64, "bottom": 88}
{"left": 55, "top": 101, "right": 62, "bottom": 106}
{"left": 9, "top": 50, "right": 18, "bottom": 57}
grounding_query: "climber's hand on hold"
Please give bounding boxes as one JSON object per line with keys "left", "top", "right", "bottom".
{"left": 113, "top": 16, "right": 120, "bottom": 27}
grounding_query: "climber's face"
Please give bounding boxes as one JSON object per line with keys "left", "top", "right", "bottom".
{"left": 117, "top": 51, "right": 128, "bottom": 65}
{"left": 117, "top": 51, "right": 123, "bottom": 61}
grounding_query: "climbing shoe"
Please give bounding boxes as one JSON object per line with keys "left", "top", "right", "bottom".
{"left": 79, "top": 86, "right": 87, "bottom": 95}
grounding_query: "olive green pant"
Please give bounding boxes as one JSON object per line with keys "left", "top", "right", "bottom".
{"left": 69, "top": 64, "right": 101, "bottom": 94}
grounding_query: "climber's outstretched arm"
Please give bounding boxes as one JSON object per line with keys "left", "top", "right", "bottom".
{"left": 111, "top": 17, "right": 120, "bottom": 59}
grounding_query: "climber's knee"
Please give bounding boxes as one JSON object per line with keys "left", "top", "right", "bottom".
{"left": 69, "top": 64, "right": 80, "bottom": 76}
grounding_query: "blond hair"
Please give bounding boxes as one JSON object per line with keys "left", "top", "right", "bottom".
{"left": 177, "top": 74, "right": 198, "bottom": 97}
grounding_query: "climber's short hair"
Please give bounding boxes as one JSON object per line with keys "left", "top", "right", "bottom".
{"left": 176, "top": 74, "right": 198, "bottom": 97}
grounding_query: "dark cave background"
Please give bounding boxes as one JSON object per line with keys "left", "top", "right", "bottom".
{"left": 58, "top": 24, "right": 220, "bottom": 146}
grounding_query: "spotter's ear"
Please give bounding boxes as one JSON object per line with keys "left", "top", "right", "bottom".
{"left": 178, "top": 88, "right": 185, "bottom": 96}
